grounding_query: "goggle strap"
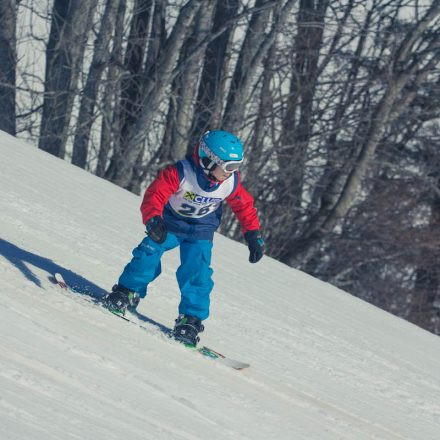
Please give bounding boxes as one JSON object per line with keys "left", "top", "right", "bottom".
{"left": 201, "top": 156, "right": 216, "bottom": 171}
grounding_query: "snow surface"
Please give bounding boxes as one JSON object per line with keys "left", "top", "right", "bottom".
{"left": 1, "top": 131, "right": 440, "bottom": 440}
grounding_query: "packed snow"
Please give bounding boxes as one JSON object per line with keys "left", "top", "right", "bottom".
{"left": 1, "top": 131, "right": 440, "bottom": 440}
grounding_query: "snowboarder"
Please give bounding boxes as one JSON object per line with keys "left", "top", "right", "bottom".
{"left": 104, "top": 130, "right": 264, "bottom": 346}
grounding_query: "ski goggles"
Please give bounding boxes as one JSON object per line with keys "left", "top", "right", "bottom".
{"left": 200, "top": 141, "right": 243, "bottom": 173}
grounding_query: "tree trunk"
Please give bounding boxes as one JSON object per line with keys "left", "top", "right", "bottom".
{"left": 245, "top": 39, "right": 277, "bottom": 192}
{"left": 161, "top": 1, "right": 216, "bottom": 162}
{"left": 308, "top": 3, "right": 373, "bottom": 219}
{"left": 126, "top": 0, "right": 167, "bottom": 192}
{"left": 0, "top": 0, "right": 16, "bottom": 135}
{"left": 277, "top": 0, "right": 328, "bottom": 207}
{"left": 38, "top": 0, "right": 96, "bottom": 158}
{"left": 106, "top": 0, "right": 203, "bottom": 189}
{"left": 72, "top": 0, "right": 121, "bottom": 169}
{"left": 223, "top": 0, "right": 295, "bottom": 134}
{"left": 118, "top": 0, "right": 154, "bottom": 152}
{"left": 411, "top": 169, "right": 440, "bottom": 329}
{"left": 285, "top": 2, "right": 440, "bottom": 267}
{"left": 263, "top": 0, "right": 328, "bottom": 257}
{"left": 96, "top": 0, "right": 127, "bottom": 178}
{"left": 189, "top": 0, "right": 239, "bottom": 142}
{"left": 104, "top": 0, "right": 155, "bottom": 183}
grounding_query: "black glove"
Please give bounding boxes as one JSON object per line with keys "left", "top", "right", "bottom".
{"left": 244, "top": 230, "right": 265, "bottom": 263}
{"left": 146, "top": 216, "right": 167, "bottom": 243}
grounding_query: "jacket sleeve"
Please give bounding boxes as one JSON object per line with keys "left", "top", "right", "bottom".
{"left": 140, "top": 165, "right": 180, "bottom": 225}
{"left": 225, "top": 177, "right": 260, "bottom": 233}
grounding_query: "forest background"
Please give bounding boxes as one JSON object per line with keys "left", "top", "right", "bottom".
{"left": 1, "top": 0, "right": 439, "bottom": 334}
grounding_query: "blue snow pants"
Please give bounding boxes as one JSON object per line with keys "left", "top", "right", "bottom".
{"left": 118, "top": 233, "right": 214, "bottom": 320}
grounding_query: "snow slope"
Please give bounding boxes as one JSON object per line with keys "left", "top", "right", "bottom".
{"left": 1, "top": 131, "right": 440, "bottom": 440}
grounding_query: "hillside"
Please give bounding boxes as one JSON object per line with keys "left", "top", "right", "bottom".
{"left": 1, "top": 131, "right": 440, "bottom": 440}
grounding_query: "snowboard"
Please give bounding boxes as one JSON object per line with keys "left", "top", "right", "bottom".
{"left": 54, "top": 273, "right": 250, "bottom": 370}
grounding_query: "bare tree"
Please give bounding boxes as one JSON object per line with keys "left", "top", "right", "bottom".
{"left": 71, "top": 0, "right": 121, "bottom": 169}
{"left": 0, "top": 0, "right": 17, "bottom": 135}
{"left": 10, "top": 0, "right": 440, "bottom": 334}
{"left": 96, "top": 0, "right": 127, "bottom": 178}
{"left": 38, "top": 0, "right": 96, "bottom": 157}
{"left": 275, "top": 1, "right": 440, "bottom": 267}
{"left": 189, "top": 0, "right": 240, "bottom": 140}
{"left": 161, "top": 1, "right": 217, "bottom": 162}
{"left": 105, "top": 0, "right": 203, "bottom": 189}
{"left": 223, "top": 0, "right": 295, "bottom": 134}
{"left": 126, "top": 0, "right": 167, "bottom": 193}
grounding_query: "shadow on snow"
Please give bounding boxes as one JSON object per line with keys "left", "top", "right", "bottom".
{"left": 0, "top": 237, "right": 171, "bottom": 335}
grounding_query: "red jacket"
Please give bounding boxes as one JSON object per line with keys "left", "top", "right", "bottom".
{"left": 141, "top": 155, "right": 260, "bottom": 236}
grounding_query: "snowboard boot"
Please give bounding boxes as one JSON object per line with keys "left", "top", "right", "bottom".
{"left": 172, "top": 314, "right": 204, "bottom": 347}
{"left": 104, "top": 284, "right": 140, "bottom": 316}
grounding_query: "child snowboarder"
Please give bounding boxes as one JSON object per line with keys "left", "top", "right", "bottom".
{"left": 104, "top": 130, "right": 264, "bottom": 346}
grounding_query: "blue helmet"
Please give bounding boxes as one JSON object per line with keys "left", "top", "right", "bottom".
{"left": 199, "top": 130, "right": 244, "bottom": 173}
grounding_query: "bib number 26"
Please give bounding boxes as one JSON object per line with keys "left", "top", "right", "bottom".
{"left": 178, "top": 203, "right": 214, "bottom": 217}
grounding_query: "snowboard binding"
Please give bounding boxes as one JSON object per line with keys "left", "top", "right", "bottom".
{"left": 104, "top": 284, "right": 140, "bottom": 316}
{"left": 172, "top": 314, "right": 204, "bottom": 347}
